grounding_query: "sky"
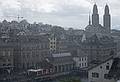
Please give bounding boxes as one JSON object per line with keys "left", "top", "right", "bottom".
{"left": 0, "top": 0, "right": 120, "bottom": 29}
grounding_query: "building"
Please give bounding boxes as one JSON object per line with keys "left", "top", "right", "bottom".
{"left": 49, "top": 53, "right": 75, "bottom": 74}
{"left": 0, "top": 36, "right": 14, "bottom": 77}
{"left": 49, "top": 33, "right": 68, "bottom": 53}
{"left": 66, "top": 28, "right": 84, "bottom": 36}
{"left": 27, "top": 59, "right": 53, "bottom": 76}
{"left": 88, "top": 57, "right": 120, "bottom": 82}
{"left": 49, "top": 34, "right": 57, "bottom": 52}
{"left": 85, "top": 4, "right": 111, "bottom": 36}
{"left": 108, "top": 57, "right": 120, "bottom": 80}
{"left": 13, "top": 34, "right": 50, "bottom": 71}
{"left": 88, "top": 56, "right": 115, "bottom": 82}
{"left": 81, "top": 34, "right": 116, "bottom": 64}
{"left": 73, "top": 49, "right": 88, "bottom": 69}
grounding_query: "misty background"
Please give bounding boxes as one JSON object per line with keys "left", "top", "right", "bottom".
{"left": 0, "top": 0, "right": 120, "bottom": 29}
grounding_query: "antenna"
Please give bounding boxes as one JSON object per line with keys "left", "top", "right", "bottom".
{"left": 5, "top": 15, "right": 24, "bottom": 22}
{"left": 16, "top": 0, "right": 24, "bottom": 22}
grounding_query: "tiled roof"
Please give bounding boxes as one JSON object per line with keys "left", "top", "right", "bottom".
{"left": 109, "top": 58, "right": 120, "bottom": 78}
{"left": 88, "top": 56, "right": 114, "bottom": 70}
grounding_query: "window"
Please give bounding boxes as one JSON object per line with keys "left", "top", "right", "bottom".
{"left": 8, "top": 51, "right": 11, "bottom": 56}
{"left": 85, "top": 57, "right": 87, "bottom": 61}
{"left": 104, "top": 74, "right": 112, "bottom": 79}
{"left": 82, "top": 63, "right": 84, "bottom": 66}
{"left": 2, "top": 51, "right": 5, "bottom": 56}
{"left": 79, "top": 58, "right": 81, "bottom": 61}
{"left": 81, "top": 58, "right": 83, "bottom": 61}
{"left": 3, "top": 64, "right": 6, "bottom": 66}
{"left": 50, "top": 46, "right": 52, "bottom": 48}
{"left": 79, "top": 63, "right": 81, "bottom": 67}
{"left": 7, "top": 63, "right": 11, "bottom": 66}
{"left": 97, "top": 51, "right": 99, "bottom": 54}
{"left": 92, "top": 73, "right": 99, "bottom": 78}
{"left": 106, "top": 66, "right": 109, "bottom": 70}
{"left": 85, "top": 63, "right": 86, "bottom": 66}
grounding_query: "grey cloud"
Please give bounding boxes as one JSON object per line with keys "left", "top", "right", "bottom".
{"left": 0, "top": 0, "right": 119, "bottom": 29}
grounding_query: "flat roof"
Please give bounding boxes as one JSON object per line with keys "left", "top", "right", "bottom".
{"left": 52, "top": 53, "right": 71, "bottom": 58}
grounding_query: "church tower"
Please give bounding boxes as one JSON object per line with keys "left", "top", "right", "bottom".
{"left": 103, "top": 4, "right": 111, "bottom": 33}
{"left": 92, "top": 4, "right": 99, "bottom": 26}
{"left": 89, "top": 13, "right": 91, "bottom": 25}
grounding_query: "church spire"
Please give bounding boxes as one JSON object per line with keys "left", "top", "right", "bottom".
{"left": 93, "top": 4, "right": 98, "bottom": 14}
{"left": 89, "top": 13, "right": 91, "bottom": 25}
{"left": 105, "top": 4, "right": 109, "bottom": 14}
{"left": 92, "top": 4, "right": 99, "bottom": 26}
{"left": 103, "top": 4, "right": 111, "bottom": 33}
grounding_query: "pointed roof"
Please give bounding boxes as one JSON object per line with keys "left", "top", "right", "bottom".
{"left": 89, "top": 13, "right": 91, "bottom": 25}
{"left": 81, "top": 34, "right": 86, "bottom": 42}
{"left": 93, "top": 4, "right": 98, "bottom": 14}
{"left": 105, "top": 4, "right": 109, "bottom": 14}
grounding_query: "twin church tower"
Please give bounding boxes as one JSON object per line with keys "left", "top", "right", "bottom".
{"left": 86, "top": 4, "right": 111, "bottom": 34}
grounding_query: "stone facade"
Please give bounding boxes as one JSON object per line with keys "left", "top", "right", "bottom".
{"left": 81, "top": 34, "right": 116, "bottom": 64}
{"left": 0, "top": 38, "right": 14, "bottom": 75}
{"left": 50, "top": 53, "right": 75, "bottom": 73}
{"left": 85, "top": 4, "right": 111, "bottom": 35}
{"left": 13, "top": 35, "right": 50, "bottom": 70}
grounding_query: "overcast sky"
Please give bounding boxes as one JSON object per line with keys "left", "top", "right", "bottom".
{"left": 0, "top": 0, "right": 120, "bottom": 29}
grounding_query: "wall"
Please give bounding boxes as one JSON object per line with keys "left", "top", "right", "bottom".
{"left": 88, "top": 59, "right": 115, "bottom": 82}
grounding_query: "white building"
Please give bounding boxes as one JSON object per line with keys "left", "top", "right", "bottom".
{"left": 73, "top": 48, "right": 88, "bottom": 69}
{"left": 73, "top": 56, "right": 88, "bottom": 68}
{"left": 88, "top": 57, "right": 115, "bottom": 82}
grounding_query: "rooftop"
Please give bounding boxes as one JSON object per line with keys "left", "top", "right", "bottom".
{"left": 52, "top": 53, "right": 72, "bottom": 58}
{"left": 28, "top": 69, "right": 43, "bottom": 72}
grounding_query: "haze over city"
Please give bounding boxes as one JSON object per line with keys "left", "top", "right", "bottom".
{"left": 0, "top": 0, "right": 120, "bottom": 29}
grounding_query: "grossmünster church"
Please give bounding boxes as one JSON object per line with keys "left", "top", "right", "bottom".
{"left": 85, "top": 4, "right": 111, "bottom": 36}
{"left": 82, "top": 4, "right": 116, "bottom": 63}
